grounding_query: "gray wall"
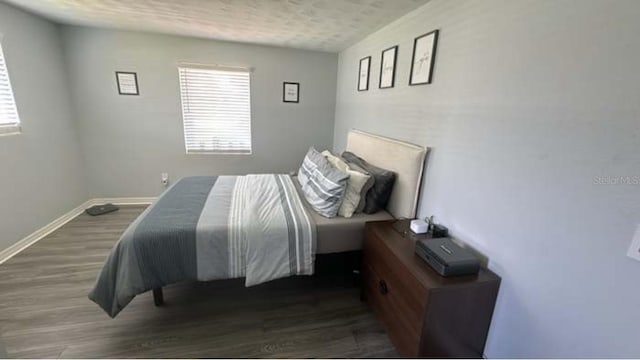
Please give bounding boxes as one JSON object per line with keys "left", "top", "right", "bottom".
{"left": 61, "top": 27, "right": 337, "bottom": 197}
{"left": 334, "top": 0, "right": 640, "bottom": 357}
{"left": 0, "top": 3, "right": 87, "bottom": 252}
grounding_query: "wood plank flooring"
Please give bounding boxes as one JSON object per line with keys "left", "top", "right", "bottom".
{"left": 0, "top": 206, "right": 397, "bottom": 358}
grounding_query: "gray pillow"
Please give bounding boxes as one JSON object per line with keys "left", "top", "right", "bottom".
{"left": 342, "top": 151, "right": 396, "bottom": 214}
{"left": 298, "top": 147, "right": 349, "bottom": 218}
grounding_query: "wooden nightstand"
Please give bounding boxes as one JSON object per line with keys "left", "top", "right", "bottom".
{"left": 362, "top": 220, "right": 501, "bottom": 358}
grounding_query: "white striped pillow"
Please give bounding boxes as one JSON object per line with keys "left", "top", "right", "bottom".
{"left": 297, "top": 147, "right": 349, "bottom": 218}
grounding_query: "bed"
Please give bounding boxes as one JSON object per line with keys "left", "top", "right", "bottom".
{"left": 89, "top": 130, "right": 427, "bottom": 317}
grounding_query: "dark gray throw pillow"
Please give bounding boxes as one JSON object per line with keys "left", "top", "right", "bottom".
{"left": 342, "top": 151, "right": 396, "bottom": 214}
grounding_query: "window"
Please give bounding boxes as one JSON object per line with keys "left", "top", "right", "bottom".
{"left": 178, "top": 64, "right": 252, "bottom": 154}
{"left": 0, "top": 41, "right": 20, "bottom": 136}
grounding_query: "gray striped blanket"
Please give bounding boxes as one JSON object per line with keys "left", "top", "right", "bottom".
{"left": 89, "top": 174, "right": 316, "bottom": 318}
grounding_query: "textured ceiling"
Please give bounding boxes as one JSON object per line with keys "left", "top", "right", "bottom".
{"left": 3, "top": 0, "right": 430, "bottom": 52}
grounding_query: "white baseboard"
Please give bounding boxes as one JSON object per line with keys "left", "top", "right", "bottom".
{"left": 0, "top": 197, "right": 156, "bottom": 265}
{"left": 0, "top": 200, "right": 91, "bottom": 265}
{"left": 89, "top": 197, "right": 156, "bottom": 206}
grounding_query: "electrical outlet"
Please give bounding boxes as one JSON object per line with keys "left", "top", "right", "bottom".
{"left": 626, "top": 224, "right": 640, "bottom": 262}
{"left": 161, "top": 173, "right": 169, "bottom": 187}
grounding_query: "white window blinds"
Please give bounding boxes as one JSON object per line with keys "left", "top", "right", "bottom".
{"left": 178, "top": 64, "right": 252, "bottom": 154}
{"left": 0, "top": 41, "right": 20, "bottom": 136}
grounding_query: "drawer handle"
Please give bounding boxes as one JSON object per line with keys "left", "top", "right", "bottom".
{"left": 379, "top": 280, "right": 389, "bottom": 295}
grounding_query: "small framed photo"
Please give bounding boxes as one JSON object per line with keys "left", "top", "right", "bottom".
{"left": 115, "top": 71, "right": 139, "bottom": 95}
{"left": 409, "top": 29, "right": 439, "bottom": 85}
{"left": 379, "top": 45, "right": 398, "bottom": 89}
{"left": 358, "top": 56, "right": 371, "bottom": 91}
{"left": 283, "top": 82, "right": 299, "bottom": 103}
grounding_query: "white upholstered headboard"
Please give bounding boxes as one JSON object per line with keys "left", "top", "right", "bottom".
{"left": 345, "top": 130, "right": 428, "bottom": 219}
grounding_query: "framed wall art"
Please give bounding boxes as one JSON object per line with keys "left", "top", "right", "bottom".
{"left": 115, "top": 71, "right": 139, "bottom": 95}
{"left": 358, "top": 56, "right": 371, "bottom": 91}
{"left": 379, "top": 45, "right": 398, "bottom": 89}
{"left": 409, "top": 30, "right": 439, "bottom": 85}
{"left": 283, "top": 82, "right": 299, "bottom": 103}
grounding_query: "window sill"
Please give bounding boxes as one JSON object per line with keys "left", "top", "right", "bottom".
{"left": 0, "top": 125, "right": 21, "bottom": 137}
{"left": 186, "top": 151, "right": 253, "bottom": 156}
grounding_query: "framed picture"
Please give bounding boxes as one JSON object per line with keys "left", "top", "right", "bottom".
{"left": 283, "top": 82, "right": 299, "bottom": 103}
{"left": 379, "top": 45, "right": 398, "bottom": 89}
{"left": 409, "top": 29, "right": 439, "bottom": 85}
{"left": 115, "top": 71, "right": 139, "bottom": 95}
{"left": 358, "top": 56, "right": 371, "bottom": 91}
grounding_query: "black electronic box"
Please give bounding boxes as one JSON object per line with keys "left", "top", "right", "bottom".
{"left": 415, "top": 237, "right": 480, "bottom": 277}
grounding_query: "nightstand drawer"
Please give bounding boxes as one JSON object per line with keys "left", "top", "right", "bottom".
{"left": 362, "top": 262, "right": 420, "bottom": 357}
{"left": 364, "top": 228, "right": 427, "bottom": 323}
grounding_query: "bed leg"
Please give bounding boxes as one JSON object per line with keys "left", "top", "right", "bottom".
{"left": 152, "top": 287, "right": 164, "bottom": 306}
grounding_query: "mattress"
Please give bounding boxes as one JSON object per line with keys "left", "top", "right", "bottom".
{"left": 293, "top": 177, "right": 394, "bottom": 254}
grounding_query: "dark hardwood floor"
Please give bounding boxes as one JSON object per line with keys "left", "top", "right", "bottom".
{"left": 0, "top": 206, "right": 397, "bottom": 358}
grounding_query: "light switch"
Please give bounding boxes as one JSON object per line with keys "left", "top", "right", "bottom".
{"left": 626, "top": 224, "right": 640, "bottom": 262}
